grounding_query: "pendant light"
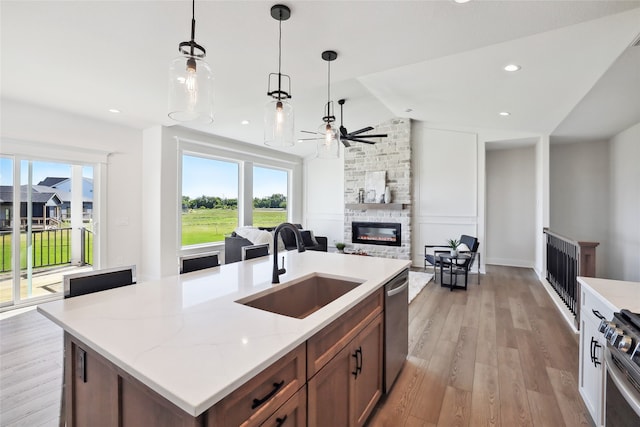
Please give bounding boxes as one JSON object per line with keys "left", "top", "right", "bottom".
{"left": 264, "top": 5, "right": 294, "bottom": 147}
{"left": 168, "top": 0, "right": 214, "bottom": 123}
{"left": 316, "top": 50, "right": 340, "bottom": 159}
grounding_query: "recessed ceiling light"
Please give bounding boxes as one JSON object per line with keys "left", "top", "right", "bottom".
{"left": 504, "top": 64, "right": 521, "bottom": 72}
{"left": 499, "top": 111, "right": 511, "bottom": 116}
{"left": 454, "top": 0, "right": 471, "bottom": 3}
{"left": 241, "top": 120, "right": 250, "bottom": 125}
{"left": 108, "top": 108, "right": 121, "bottom": 114}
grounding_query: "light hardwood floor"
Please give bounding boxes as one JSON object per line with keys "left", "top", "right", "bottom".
{"left": 0, "top": 266, "right": 590, "bottom": 426}
{"left": 368, "top": 265, "right": 590, "bottom": 427}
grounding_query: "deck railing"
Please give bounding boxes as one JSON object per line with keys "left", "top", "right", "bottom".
{"left": 544, "top": 228, "right": 599, "bottom": 329}
{"left": 0, "top": 226, "right": 94, "bottom": 273}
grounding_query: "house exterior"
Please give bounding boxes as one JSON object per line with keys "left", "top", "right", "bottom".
{"left": 0, "top": 185, "right": 63, "bottom": 230}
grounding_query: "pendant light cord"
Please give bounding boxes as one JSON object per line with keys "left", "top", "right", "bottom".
{"left": 190, "top": 0, "right": 196, "bottom": 56}
{"left": 277, "top": 12, "right": 283, "bottom": 99}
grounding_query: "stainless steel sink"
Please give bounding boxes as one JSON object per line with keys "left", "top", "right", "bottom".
{"left": 236, "top": 274, "right": 364, "bottom": 319}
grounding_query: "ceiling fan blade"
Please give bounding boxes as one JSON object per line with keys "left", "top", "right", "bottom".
{"left": 341, "top": 139, "right": 351, "bottom": 148}
{"left": 354, "top": 133, "right": 388, "bottom": 139}
{"left": 349, "top": 138, "right": 377, "bottom": 145}
{"left": 348, "top": 126, "right": 374, "bottom": 136}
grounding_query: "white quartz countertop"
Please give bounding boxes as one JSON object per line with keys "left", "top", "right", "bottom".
{"left": 577, "top": 276, "right": 640, "bottom": 313}
{"left": 37, "top": 251, "right": 410, "bottom": 417}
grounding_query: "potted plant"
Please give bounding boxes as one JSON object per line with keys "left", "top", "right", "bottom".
{"left": 447, "top": 238, "right": 460, "bottom": 256}
{"left": 335, "top": 242, "right": 346, "bottom": 253}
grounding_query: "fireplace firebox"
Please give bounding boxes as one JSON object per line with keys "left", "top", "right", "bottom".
{"left": 352, "top": 222, "right": 401, "bottom": 247}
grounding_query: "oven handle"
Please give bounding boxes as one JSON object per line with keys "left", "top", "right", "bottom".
{"left": 604, "top": 349, "right": 640, "bottom": 418}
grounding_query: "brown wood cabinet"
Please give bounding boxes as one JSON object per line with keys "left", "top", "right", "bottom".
{"left": 207, "top": 344, "right": 306, "bottom": 427}
{"left": 307, "top": 313, "right": 383, "bottom": 427}
{"left": 63, "top": 289, "right": 385, "bottom": 427}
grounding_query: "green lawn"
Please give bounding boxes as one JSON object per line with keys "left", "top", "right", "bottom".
{"left": 181, "top": 208, "right": 287, "bottom": 246}
{"left": 0, "top": 228, "right": 88, "bottom": 272}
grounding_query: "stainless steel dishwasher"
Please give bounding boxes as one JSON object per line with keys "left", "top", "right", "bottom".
{"left": 384, "top": 268, "right": 409, "bottom": 393}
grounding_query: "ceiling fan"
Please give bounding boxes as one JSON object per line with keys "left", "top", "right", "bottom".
{"left": 299, "top": 98, "right": 388, "bottom": 147}
{"left": 336, "top": 99, "right": 388, "bottom": 147}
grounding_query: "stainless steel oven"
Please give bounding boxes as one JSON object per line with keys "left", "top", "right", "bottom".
{"left": 599, "top": 309, "right": 640, "bottom": 426}
{"left": 605, "top": 350, "right": 640, "bottom": 426}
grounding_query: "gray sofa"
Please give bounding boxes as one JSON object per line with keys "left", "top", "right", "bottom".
{"left": 224, "top": 225, "right": 328, "bottom": 264}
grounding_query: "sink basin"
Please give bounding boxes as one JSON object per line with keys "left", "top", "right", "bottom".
{"left": 237, "top": 274, "right": 364, "bottom": 319}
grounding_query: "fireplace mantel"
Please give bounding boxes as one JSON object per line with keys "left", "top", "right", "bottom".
{"left": 345, "top": 203, "right": 408, "bottom": 211}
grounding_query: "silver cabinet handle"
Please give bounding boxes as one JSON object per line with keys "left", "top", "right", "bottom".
{"left": 387, "top": 281, "right": 408, "bottom": 297}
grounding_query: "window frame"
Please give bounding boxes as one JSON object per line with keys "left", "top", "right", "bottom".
{"left": 176, "top": 138, "right": 297, "bottom": 255}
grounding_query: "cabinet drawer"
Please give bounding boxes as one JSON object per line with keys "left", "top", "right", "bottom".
{"left": 208, "top": 344, "right": 306, "bottom": 427}
{"left": 307, "top": 289, "right": 383, "bottom": 379}
{"left": 581, "top": 286, "right": 614, "bottom": 325}
{"left": 260, "top": 386, "right": 306, "bottom": 427}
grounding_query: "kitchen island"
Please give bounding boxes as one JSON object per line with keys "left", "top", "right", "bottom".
{"left": 38, "top": 250, "right": 410, "bottom": 426}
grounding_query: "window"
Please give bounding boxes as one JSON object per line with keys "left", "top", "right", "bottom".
{"left": 253, "top": 166, "right": 288, "bottom": 228}
{"left": 181, "top": 154, "right": 239, "bottom": 246}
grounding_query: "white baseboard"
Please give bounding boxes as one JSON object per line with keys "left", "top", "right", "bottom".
{"left": 485, "top": 258, "right": 534, "bottom": 268}
{"left": 538, "top": 278, "right": 579, "bottom": 335}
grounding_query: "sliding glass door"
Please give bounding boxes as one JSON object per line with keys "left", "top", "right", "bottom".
{"left": 0, "top": 156, "right": 95, "bottom": 307}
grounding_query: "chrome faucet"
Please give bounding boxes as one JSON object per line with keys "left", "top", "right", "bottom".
{"left": 272, "top": 222, "right": 306, "bottom": 284}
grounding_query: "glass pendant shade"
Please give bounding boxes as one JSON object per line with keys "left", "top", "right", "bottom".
{"left": 168, "top": 55, "right": 214, "bottom": 123}
{"left": 316, "top": 122, "right": 340, "bottom": 159}
{"left": 264, "top": 98, "right": 294, "bottom": 147}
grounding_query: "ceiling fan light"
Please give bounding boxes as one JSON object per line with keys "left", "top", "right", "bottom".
{"left": 168, "top": 55, "right": 214, "bottom": 123}
{"left": 264, "top": 99, "right": 294, "bottom": 147}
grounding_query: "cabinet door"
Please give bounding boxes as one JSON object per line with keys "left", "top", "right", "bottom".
{"left": 69, "top": 340, "right": 119, "bottom": 427}
{"left": 307, "top": 344, "right": 352, "bottom": 427}
{"left": 579, "top": 315, "right": 605, "bottom": 427}
{"left": 352, "top": 314, "right": 383, "bottom": 427}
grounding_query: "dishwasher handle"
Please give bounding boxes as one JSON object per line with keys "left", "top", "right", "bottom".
{"left": 387, "top": 280, "right": 408, "bottom": 297}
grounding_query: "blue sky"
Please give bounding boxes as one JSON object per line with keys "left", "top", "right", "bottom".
{"left": 0, "top": 156, "right": 287, "bottom": 199}
{"left": 0, "top": 158, "right": 92, "bottom": 185}
{"left": 181, "top": 156, "right": 287, "bottom": 199}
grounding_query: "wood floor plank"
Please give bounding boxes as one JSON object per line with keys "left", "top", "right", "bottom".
{"left": 448, "top": 326, "right": 478, "bottom": 392}
{"left": 475, "top": 289, "right": 498, "bottom": 367}
{"left": 497, "top": 346, "right": 534, "bottom": 427}
{"left": 436, "top": 385, "right": 472, "bottom": 427}
{"left": 526, "top": 389, "right": 566, "bottom": 427}
{"left": 546, "top": 366, "right": 591, "bottom": 426}
{"left": 440, "top": 304, "right": 466, "bottom": 343}
{"left": 514, "top": 330, "right": 554, "bottom": 394}
{"left": 408, "top": 340, "right": 456, "bottom": 424}
{"left": 509, "top": 296, "right": 532, "bottom": 331}
{"left": 469, "top": 362, "right": 501, "bottom": 427}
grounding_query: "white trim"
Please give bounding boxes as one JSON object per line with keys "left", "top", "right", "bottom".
{"left": 539, "top": 278, "right": 579, "bottom": 334}
{"left": 1, "top": 138, "right": 110, "bottom": 164}
{"left": 485, "top": 258, "right": 534, "bottom": 268}
{"left": 175, "top": 136, "right": 300, "bottom": 166}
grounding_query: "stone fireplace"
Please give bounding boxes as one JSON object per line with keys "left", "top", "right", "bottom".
{"left": 344, "top": 118, "right": 411, "bottom": 259}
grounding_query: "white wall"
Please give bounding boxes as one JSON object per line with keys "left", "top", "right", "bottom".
{"left": 303, "top": 155, "right": 344, "bottom": 248}
{"left": 608, "top": 122, "right": 640, "bottom": 281}
{"left": 0, "top": 99, "right": 143, "bottom": 270}
{"left": 550, "top": 140, "right": 610, "bottom": 277}
{"left": 411, "top": 125, "right": 479, "bottom": 267}
{"left": 486, "top": 146, "right": 536, "bottom": 267}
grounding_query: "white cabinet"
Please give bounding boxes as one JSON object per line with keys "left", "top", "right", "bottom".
{"left": 578, "top": 285, "right": 614, "bottom": 427}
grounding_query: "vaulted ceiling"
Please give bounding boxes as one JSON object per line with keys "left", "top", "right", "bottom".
{"left": 2, "top": 1, "right": 639, "bottom": 157}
